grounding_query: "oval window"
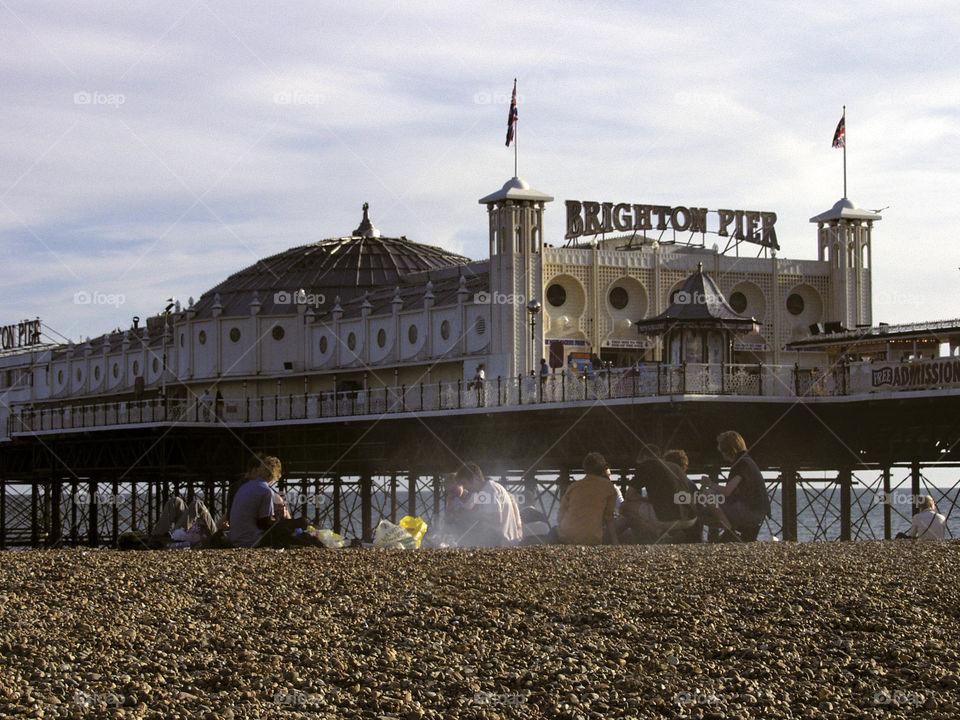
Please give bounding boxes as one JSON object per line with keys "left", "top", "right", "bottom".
{"left": 440, "top": 320, "right": 450, "bottom": 340}
{"left": 57, "top": 370, "right": 64, "bottom": 384}
{"left": 112, "top": 363, "right": 119, "bottom": 379}
{"left": 179, "top": 333, "right": 185, "bottom": 347}
{"left": 730, "top": 291, "right": 747, "bottom": 314}
{"left": 786, "top": 293, "right": 805, "bottom": 316}
{"left": 229, "top": 327, "right": 241, "bottom": 343}
{"left": 347, "top": 332, "right": 356, "bottom": 351}
{"left": 319, "top": 336, "right": 328, "bottom": 354}
{"left": 152, "top": 358, "right": 159, "bottom": 373}
{"left": 609, "top": 286, "right": 629, "bottom": 310}
{"left": 132, "top": 361, "right": 140, "bottom": 375}
{"left": 377, "top": 328, "right": 387, "bottom": 348}
{"left": 408, "top": 325, "right": 418, "bottom": 344}
{"left": 93, "top": 366, "right": 101, "bottom": 381}
{"left": 76, "top": 369, "right": 83, "bottom": 382}
{"left": 198, "top": 330, "right": 206, "bottom": 345}
{"left": 546, "top": 284, "right": 566, "bottom": 307}
{"left": 272, "top": 325, "right": 285, "bottom": 341}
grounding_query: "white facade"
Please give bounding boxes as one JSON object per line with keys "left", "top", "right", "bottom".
{"left": 0, "top": 178, "right": 878, "bottom": 438}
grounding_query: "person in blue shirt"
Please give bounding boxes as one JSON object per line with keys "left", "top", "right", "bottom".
{"left": 228, "top": 455, "right": 283, "bottom": 548}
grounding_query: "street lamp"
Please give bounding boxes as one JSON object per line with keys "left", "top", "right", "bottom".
{"left": 527, "top": 300, "right": 541, "bottom": 374}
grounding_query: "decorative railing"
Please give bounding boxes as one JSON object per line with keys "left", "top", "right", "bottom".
{"left": 6, "top": 357, "right": 959, "bottom": 435}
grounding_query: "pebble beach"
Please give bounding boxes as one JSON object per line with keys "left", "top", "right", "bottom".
{"left": 1, "top": 542, "right": 959, "bottom": 719}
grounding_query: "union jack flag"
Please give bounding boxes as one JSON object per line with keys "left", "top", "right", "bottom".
{"left": 832, "top": 114, "right": 845, "bottom": 148}
{"left": 505, "top": 79, "right": 518, "bottom": 147}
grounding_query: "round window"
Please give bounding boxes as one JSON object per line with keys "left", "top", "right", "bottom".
{"left": 786, "top": 293, "right": 805, "bottom": 316}
{"left": 229, "top": 327, "right": 241, "bottom": 343}
{"left": 132, "top": 361, "right": 140, "bottom": 375}
{"left": 730, "top": 291, "right": 748, "bottom": 314}
{"left": 440, "top": 320, "right": 450, "bottom": 340}
{"left": 319, "top": 336, "right": 328, "bottom": 354}
{"left": 57, "top": 370, "right": 63, "bottom": 384}
{"left": 112, "top": 363, "right": 119, "bottom": 379}
{"left": 198, "top": 330, "right": 206, "bottom": 345}
{"left": 272, "top": 325, "right": 285, "bottom": 341}
{"left": 408, "top": 325, "right": 418, "bottom": 344}
{"left": 609, "top": 286, "right": 629, "bottom": 310}
{"left": 377, "top": 328, "right": 387, "bottom": 348}
{"left": 76, "top": 369, "right": 82, "bottom": 382}
{"left": 152, "top": 358, "right": 159, "bottom": 373}
{"left": 546, "top": 283, "right": 566, "bottom": 307}
{"left": 347, "top": 332, "right": 356, "bottom": 351}
{"left": 93, "top": 366, "right": 101, "bottom": 381}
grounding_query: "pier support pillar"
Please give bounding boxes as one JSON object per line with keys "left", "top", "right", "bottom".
{"left": 839, "top": 468, "right": 852, "bottom": 541}
{"left": 911, "top": 460, "right": 921, "bottom": 515}
{"left": 882, "top": 466, "right": 892, "bottom": 540}
{"left": 360, "top": 473, "right": 372, "bottom": 543}
{"left": 88, "top": 480, "right": 99, "bottom": 547}
{"left": 781, "top": 466, "right": 797, "bottom": 542}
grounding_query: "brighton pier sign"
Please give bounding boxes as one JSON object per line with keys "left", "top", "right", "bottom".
{"left": 565, "top": 199, "right": 778, "bottom": 250}
{"left": 0, "top": 318, "right": 42, "bottom": 351}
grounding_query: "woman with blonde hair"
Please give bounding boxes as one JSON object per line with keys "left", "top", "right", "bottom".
{"left": 908, "top": 495, "right": 947, "bottom": 541}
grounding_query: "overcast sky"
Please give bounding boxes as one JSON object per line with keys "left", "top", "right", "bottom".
{"left": 2, "top": 0, "right": 958, "bottom": 343}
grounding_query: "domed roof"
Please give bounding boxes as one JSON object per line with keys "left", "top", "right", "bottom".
{"left": 191, "top": 205, "right": 470, "bottom": 318}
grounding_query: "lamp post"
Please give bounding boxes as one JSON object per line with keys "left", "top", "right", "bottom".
{"left": 527, "top": 300, "right": 541, "bottom": 374}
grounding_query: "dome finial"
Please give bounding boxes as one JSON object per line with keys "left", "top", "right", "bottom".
{"left": 353, "top": 202, "right": 380, "bottom": 238}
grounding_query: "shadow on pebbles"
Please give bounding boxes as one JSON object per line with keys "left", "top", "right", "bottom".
{"left": 1, "top": 541, "right": 959, "bottom": 719}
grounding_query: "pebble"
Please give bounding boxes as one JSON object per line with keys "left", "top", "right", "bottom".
{"left": 0, "top": 542, "right": 959, "bottom": 718}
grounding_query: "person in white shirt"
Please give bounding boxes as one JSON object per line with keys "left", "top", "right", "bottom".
{"left": 909, "top": 495, "right": 947, "bottom": 541}
{"left": 454, "top": 462, "right": 522, "bottom": 546}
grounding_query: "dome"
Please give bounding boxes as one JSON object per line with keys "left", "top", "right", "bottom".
{"left": 191, "top": 205, "right": 470, "bottom": 317}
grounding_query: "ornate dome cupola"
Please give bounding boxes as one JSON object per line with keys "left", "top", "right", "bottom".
{"left": 353, "top": 202, "right": 381, "bottom": 238}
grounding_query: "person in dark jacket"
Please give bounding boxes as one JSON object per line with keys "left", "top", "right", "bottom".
{"left": 619, "top": 456, "right": 700, "bottom": 544}
{"left": 701, "top": 430, "right": 770, "bottom": 540}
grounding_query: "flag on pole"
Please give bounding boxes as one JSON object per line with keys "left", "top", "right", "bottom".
{"left": 505, "top": 79, "right": 518, "bottom": 147}
{"left": 832, "top": 113, "right": 845, "bottom": 148}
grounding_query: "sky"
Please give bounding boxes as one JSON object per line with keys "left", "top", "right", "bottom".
{"left": 1, "top": 0, "right": 958, "bottom": 344}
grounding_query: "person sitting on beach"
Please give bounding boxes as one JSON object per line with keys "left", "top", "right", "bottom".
{"left": 700, "top": 431, "right": 770, "bottom": 541}
{"left": 151, "top": 495, "right": 218, "bottom": 543}
{"left": 618, "top": 457, "right": 699, "bottom": 544}
{"left": 455, "top": 462, "right": 522, "bottom": 546}
{"left": 908, "top": 495, "right": 947, "bottom": 540}
{"left": 228, "top": 455, "right": 283, "bottom": 548}
{"left": 556, "top": 452, "right": 619, "bottom": 546}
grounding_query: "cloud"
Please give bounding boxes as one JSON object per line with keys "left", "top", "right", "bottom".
{"left": 2, "top": 0, "right": 959, "bottom": 338}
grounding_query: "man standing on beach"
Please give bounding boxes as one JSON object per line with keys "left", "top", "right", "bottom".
{"left": 556, "top": 452, "right": 619, "bottom": 545}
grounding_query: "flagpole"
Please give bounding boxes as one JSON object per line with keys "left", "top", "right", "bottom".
{"left": 514, "top": 78, "right": 518, "bottom": 178}
{"left": 842, "top": 105, "right": 847, "bottom": 199}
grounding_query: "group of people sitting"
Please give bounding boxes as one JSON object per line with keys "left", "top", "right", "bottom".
{"left": 434, "top": 430, "right": 771, "bottom": 547}
{"left": 145, "top": 454, "right": 323, "bottom": 549}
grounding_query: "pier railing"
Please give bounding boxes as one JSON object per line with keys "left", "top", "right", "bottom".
{"left": 8, "top": 362, "right": 845, "bottom": 434}
{"left": 7, "top": 356, "right": 958, "bottom": 435}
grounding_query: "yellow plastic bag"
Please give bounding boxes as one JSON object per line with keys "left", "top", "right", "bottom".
{"left": 399, "top": 515, "right": 428, "bottom": 548}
